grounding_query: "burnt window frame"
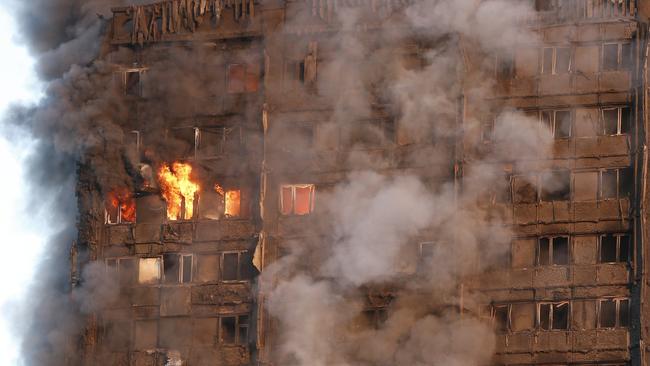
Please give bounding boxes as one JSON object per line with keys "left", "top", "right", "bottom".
{"left": 601, "top": 42, "right": 633, "bottom": 71}
{"left": 601, "top": 106, "right": 631, "bottom": 136}
{"left": 361, "top": 307, "right": 389, "bottom": 330}
{"left": 280, "top": 184, "right": 316, "bottom": 216}
{"left": 539, "top": 169, "right": 571, "bottom": 202}
{"left": 597, "top": 298, "right": 630, "bottom": 328}
{"left": 536, "top": 236, "right": 570, "bottom": 266}
{"left": 599, "top": 233, "right": 632, "bottom": 264}
{"left": 162, "top": 253, "right": 194, "bottom": 284}
{"left": 122, "top": 67, "right": 147, "bottom": 97}
{"left": 219, "top": 314, "right": 250, "bottom": 345}
{"left": 226, "top": 63, "right": 260, "bottom": 94}
{"left": 537, "top": 301, "right": 570, "bottom": 331}
{"left": 541, "top": 46, "right": 572, "bottom": 75}
{"left": 539, "top": 109, "right": 572, "bottom": 139}
{"left": 495, "top": 51, "right": 515, "bottom": 81}
{"left": 599, "top": 167, "right": 633, "bottom": 200}
{"left": 105, "top": 257, "right": 137, "bottom": 286}
{"left": 104, "top": 193, "right": 136, "bottom": 225}
{"left": 491, "top": 304, "right": 511, "bottom": 333}
{"left": 170, "top": 125, "right": 243, "bottom": 161}
{"left": 220, "top": 250, "right": 254, "bottom": 283}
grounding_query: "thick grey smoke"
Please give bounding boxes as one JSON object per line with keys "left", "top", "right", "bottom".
{"left": 5, "top": 1, "right": 147, "bottom": 365}
{"left": 2, "top": 0, "right": 552, "bottom": 365}
{"left": 261, "top": 1, "right": 549, "bottom": 366}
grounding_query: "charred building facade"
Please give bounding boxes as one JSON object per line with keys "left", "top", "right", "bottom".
{"left": 66, "top": 0, "right": 650, "bottom": 365}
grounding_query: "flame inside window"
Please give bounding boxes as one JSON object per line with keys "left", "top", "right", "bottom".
{"left": 280, "top": 184, "right": 315, "bottom": 215}
{"left": 157, "top": 162, "right": 200, "bottom": 220}
{"left": 215, "top": 184, "right": 241, "bottom": 218}
{"left": 106, "top": 189, "right": 136, "bottom": 224}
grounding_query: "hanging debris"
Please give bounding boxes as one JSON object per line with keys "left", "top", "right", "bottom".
{"left": 127, "top": 0, "right": 256, "bottom": 45}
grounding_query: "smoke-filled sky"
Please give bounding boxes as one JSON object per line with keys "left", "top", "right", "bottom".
{"left": 0, "top": 4, "right": 44, "bottom": 365}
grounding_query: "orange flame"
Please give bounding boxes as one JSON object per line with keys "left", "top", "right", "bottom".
{"left": 158, "top": 162, "right": 200, "bottom": 220}
{"left": 215, "top": 184, "right": 241, "bottom": 218}
{"left": 107, "top": 188, "right": 135, "bottom": 223}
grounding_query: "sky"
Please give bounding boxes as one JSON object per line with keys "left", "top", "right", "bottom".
{"left": 0, "top": 5, "right": 46, "bottom": 366}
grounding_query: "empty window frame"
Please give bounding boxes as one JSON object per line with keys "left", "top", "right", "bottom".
{"left": 537, "top": 236, "right": 569, "bottom": 266}
{"left": 172, "top": 126, "right": 242, "bottom": 159}
{"left": 163, "top": 253, "right": 193, "bottom": 284}
{"left": 540, "top": 170, "right": 571, "bottom": 201}
{"left": 138, "top": 257, "right": 162, "bottom": 285}
{"left": 599, "top": 234, "right": 632, "bottom": 263}
{"left": 540, "top": 110, "right": 572, "bottom": 139}
{"left": 123, "top": 68, "right": 147, "bottom": 97}
{"left": 535, "top": 0, "right": 558, "bottom": 11}
{"left": 106, "top": 257, "right": 136, "bottom": 286}
{"left": 598, "top": 298, "right": 630, "bottom": 328}
{"left": 496, "top": 51, "right": 515, "bottom": 81}
{"left": 492, "top": 304, "right": 510, "bottom": 333}
{"left": 602, "top": 43, "right": 632, "bottom": 71}
{"left": 200, "top": 185, "right": 245, "bottom": 220}
{"left": 221, "top": 251, "right": 254, "bottom": 282}
{"left": 538, "top": 302, "right": 569, "bottom": 330}
{"left": 280, "top": 184, "right": 315, "bottom": 215}
{"left": 599, "top": 168, "right": 632, "bottom": 199}
{"left": 417, "top": 241, "right": 439, "bottom": 271}
{"left": 227, "top": 63, "right": 259, "bottom": 94}
{"left": 197, "top": 126, "right": 242, "bottom": 158}
{"left": 362, "top": 308, "right": 389, "bottom": 329}
{"left": 601, "top": 106, "right": 631, "bottom": 135}
{"left": 541, "top": 47, "right": 571, "bottom": 75}
{"left": 220, "top": 314, "right": 249, "bottom": 345}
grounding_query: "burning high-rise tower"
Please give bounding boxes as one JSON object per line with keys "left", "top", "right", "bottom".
{"left": 9, "top": 0, "right": 650, "bottom": 365}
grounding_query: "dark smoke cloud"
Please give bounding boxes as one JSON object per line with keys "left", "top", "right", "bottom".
{"left": 3, "top": 1, "right": 146, "bottom": 364}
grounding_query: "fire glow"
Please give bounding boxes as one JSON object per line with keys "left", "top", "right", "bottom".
{"left": 157, "top": 162, "right": 200, "bottom": 220}
{"left": 215, "top": 184, "right": 241, "bottom": 218}
{"left": 106, "top": 188, "right": 135, "bottom": 223}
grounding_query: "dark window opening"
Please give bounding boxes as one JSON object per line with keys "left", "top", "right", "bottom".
{"left": 542, "top": 47, "right": 570, "bottom": 75}
{"left": 602, "top": 107, "right": 631, "bottom": 135}
{"left": 125, "top": 70, "right": 143, "bottom": 97}
{"left": 541, "top": 110, "right": 571, "bottom": 139}
{"left": 220, "top": 315, "right": 249, "bottom": 345}
{"left": 599, "top": 234, "right": 631, "bottom": 263}
{"left": 539, "top": 302, "right": 569, "bottom": 330}
{"left": 540, "top": 170, "right": 571, "bottom": 201}
{"left": 537, "top": 237, "right": 569, "bottom": 266}
{"left": 603, "top": 43, "right": 632, "bottom": 71}
{"left": 221, "top": 251, "right": 254, "bottom": 282}
{"left": 362, "top": 308, "right": 388, "bottom": 329}
{"left": 535, "top": 0, "right": 558, "bottom": 11}
{"left": 494, "top": 305, "right": 509, "bottom": 333}
{"left": 600, "top": 168, "right": 632, "bottom": 200}
{"left": 496, "top": 52, "right": 515, "bottom": 81}
{"left": 163, "top": 254, "right": 180, "bottom": 284}
{"left": 598, "top": 299, "right": 629, "bottom": 328}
